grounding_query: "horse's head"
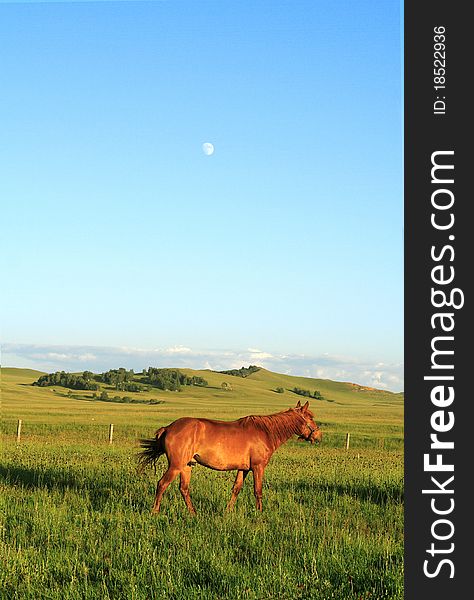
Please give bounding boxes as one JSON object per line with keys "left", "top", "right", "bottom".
{"left": 294, "top": 400, "right": 322, "bottom": 444}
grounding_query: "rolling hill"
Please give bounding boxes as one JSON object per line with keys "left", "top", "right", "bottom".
{"left": 1, "top": 366, "right": 403, "bottom": 449}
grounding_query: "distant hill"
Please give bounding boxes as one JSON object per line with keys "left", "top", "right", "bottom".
{"left": 1, "top": 367, "right": 46, "bottom": 378}
{"left": 0, "top": 365, "right": 403, "bottom": 403}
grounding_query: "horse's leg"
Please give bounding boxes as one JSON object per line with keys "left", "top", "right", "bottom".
{"left": 226, "top": 470, "right": 249, "bottom": 512}
{"left": 252, "top": 465, "right": 264, "bottom": 511}
{"left": 179, "top": 466, "right": 196, "bottom": 515}
{"left": 151, "top": 467, "right": 179, "bottom": 514}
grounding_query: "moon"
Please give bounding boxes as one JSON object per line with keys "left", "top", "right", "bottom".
{"left": 202, "top": 142, "right": 214, "bottom": 156}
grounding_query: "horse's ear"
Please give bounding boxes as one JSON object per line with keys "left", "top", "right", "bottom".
{"left": 302, "top": 401, "right": 310, "bottom": 412}
{"left": 296, "top": 400, "right": 301, "bottom": 408}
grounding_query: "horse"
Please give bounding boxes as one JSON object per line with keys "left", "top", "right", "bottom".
{"left": 138, "top": 400, "right": 322, "bottom": 514}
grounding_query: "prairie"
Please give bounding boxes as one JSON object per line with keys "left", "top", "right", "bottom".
{"left": 0, "top": 367, "right": 403, "bottom": 599}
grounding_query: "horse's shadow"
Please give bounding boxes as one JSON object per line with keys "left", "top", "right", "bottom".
{"left": 0, "top": 464, "right": 143, "bottom": 511}
{"left": 1, "top": 464, "right": 403, "bottom": 513}
{"left": 0, "top": 463, "right": 230, "bottom": 513}
{"left": 278, "top": 479, "right": 403, "bottom": 506}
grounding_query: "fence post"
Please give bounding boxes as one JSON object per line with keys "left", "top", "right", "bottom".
{"left": 345, "top": 432, "right": 350, "bottom": 450}
{"left": 108, "top": 424, "right": 114, "bottom": 444}
{"left": 16, "top": 419, "right": 22, "bottom": 443}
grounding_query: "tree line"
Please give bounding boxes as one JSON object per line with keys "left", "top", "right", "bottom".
{"left": 96, "top": 368, "right": 145, "bottom": 392}
{"left": 33, "top": 371, "right": 99, "bottom": 391}
{"left": 143, "top": 368, "right": 208, "bottom": 391}
{"left": 292, "top": 387, "right": 323, "bottom": 400}
{"left": 33, "top": 368, "right": 208, "bottom": 392}
{"left": 91, "top": 391, "right": 164, "bottom": 405}
{"left": 218, "top": 365, "right": 260, "bottom": 378}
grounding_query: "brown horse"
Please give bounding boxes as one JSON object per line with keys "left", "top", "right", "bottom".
{"left": 138, "top": 400, "right": 322, "bottom": 514}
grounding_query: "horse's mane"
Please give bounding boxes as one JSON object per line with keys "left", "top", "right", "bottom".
{"left": 239, "top": 409, "right": 306, "bottom": 446}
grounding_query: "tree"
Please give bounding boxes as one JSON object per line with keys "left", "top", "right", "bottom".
{"left": 143, "top": 368, "right": 207, "bottom": 391}
{"left": 219, "top": 365, "right": 260, "bottom": 378}
{"left": 33, "top": 371, "right": 99, "bottom": 391}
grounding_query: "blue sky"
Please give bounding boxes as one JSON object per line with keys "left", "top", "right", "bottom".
{"left": 1, "top": 1, "right": 403, "bottom": 389}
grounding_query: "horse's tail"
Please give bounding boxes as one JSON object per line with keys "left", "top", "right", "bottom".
{"left": 138, "top": 427, "right": 167, "bottom": 473}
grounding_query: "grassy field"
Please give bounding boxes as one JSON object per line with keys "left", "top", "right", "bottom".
{"left": 0, "top": 367, "right": 404, "bottom": 599}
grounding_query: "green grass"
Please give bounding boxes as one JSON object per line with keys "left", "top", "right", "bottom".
{"left": 0, "top": 367, "right": 403, "bottom": 599}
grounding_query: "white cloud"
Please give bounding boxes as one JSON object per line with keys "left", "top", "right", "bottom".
{"left": 163, "top": 346, "right": 193, "bottom": 354}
